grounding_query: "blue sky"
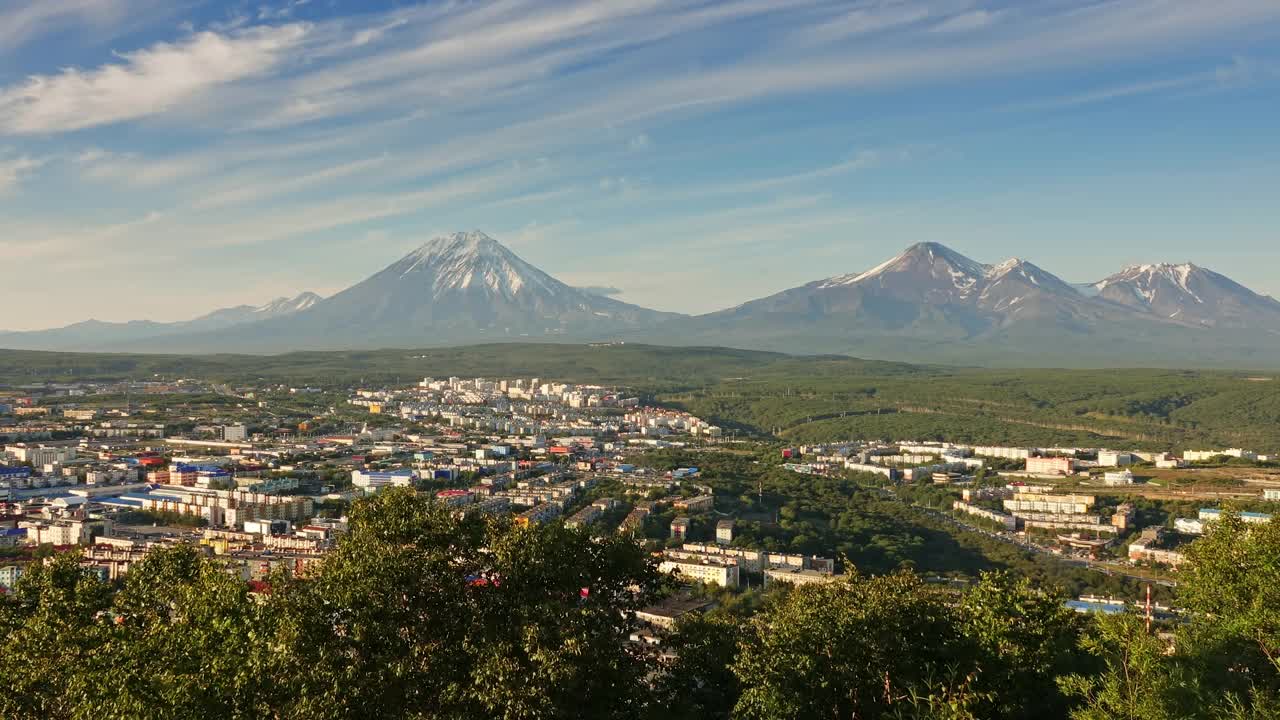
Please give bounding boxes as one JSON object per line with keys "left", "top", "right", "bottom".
{"left": 2, "top": 0, "right": 1279, "bottom": 329}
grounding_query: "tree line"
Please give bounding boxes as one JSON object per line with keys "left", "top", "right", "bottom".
{"left": 1, "top": 490, "right": 1277, "bottom": 719}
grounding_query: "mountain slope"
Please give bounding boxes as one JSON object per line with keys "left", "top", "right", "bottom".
{"left": 1093, "top": 263, "right": 1280, "bottom": 330}
{"left": 642, "top": 242, "right": 1280, "bottom": 368}
{"left": 688, "top": 242, "right": 1107, "bottom": 336}
{"left": 0, "top": 292, "right": 323, "bottom": 351}
{"left": 123, "top": 232, "right": 681, "bottom": 352}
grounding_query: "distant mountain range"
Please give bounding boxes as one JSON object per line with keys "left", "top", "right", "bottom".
{"left": 7, "top": 233, "right": 1280, "bottom": 368}
{"left": 0, "top": 292, "right": 322, "bottom": 351}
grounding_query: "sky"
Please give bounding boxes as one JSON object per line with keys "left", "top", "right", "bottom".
{"left": 2, "top": 0, "right": 1279, "bottom": 330}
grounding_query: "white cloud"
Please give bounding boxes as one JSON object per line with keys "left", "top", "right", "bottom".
{"left": 0, "top": 24, "right": 308, "bottom": 134}
{"left": 3, "top": 0, "right": 1280, "bottom": 326}
{"left": 0, "top": 0, "right": 167, "bottom": 54}
{"left": 929, "top": 9, "right": 1006, "bottom": 33}
{"left": 352, "top": 18, "right": 407, "bottom": 48}
{"left": 0, "top": 154, "right": 44, "bottom": 193}
{"left": 998, "top": 74, "right": 1204, "bottom": 113}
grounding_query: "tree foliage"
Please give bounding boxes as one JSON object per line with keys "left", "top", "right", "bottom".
{"left": 5, "top": 495, "right": 1280, "bottom": 720}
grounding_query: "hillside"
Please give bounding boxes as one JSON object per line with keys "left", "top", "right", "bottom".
{"left": 6, "top": 343, "right": 1280, "bottom": 449}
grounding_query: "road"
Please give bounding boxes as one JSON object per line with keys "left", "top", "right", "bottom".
{"left": 916, "top": 503, "right": 1177, "bottom": 588}
{"left": 860, "top": 482, "right": 1178, "bottom": 588}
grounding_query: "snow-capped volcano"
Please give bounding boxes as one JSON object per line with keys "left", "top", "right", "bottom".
{"left": 1093, "top": 263, "right": 1280, "bottom": 329}
{"left": 819, "top": 242, "right": 990, "bottom": 300}
{"left": 144, "top": 231, "right": 682, "bottom": 350}
{"left": 387, "top": 231, "right": 566, "bottom": 301}
{"left": 710, "top": 242, "right": 1085, "bottom": 328}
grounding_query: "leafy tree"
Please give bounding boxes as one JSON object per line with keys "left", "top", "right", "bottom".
{"left": 732, "top": 572, "right": 975, "bottom": 719}
{"left": 1177, "top": 512, "right": 1280, "bottom": 715}
{"left": 1058, "top": 613, "right": 1182, "bottom": 720}
{"left": 270, "top": 487, "right": 662, "bottom": 719}
{"left": 958, "top": 571, "right": 1087, "bottom": 720}
{"left": 96, "top": 544, "right": 280, "bottom": 720}
{"left": 0, "top": 554, "right": 113, "bottom": 719}
{"left": 650, "top": 611, "right": 744, "bottom": 720}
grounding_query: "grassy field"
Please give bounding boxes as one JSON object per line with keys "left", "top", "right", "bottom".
{"left": 5, "top": 342, "right": 1280, "bottom": 450}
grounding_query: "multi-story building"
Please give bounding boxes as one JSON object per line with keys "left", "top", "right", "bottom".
{"left": 6, "top": 444, "right": 77, "bottom": 467}
{"left": 658, "top": 554, "right": 740, "bottom": 587}
{"left": 1019, "top": 513, "right": 1113, "bottom": 533}
{"left": 137, "top": 487, "right": 315, "bottom": 529}
{"left": 1184, "top": 449, "right": 1256, "bottom": 463}
{"left": 952, "top": 501, "right": 1017, "bottom": 531}
{"left": 674, "top": 495, "right": 714, "bottom": 513}
{"left": 1097, "top": 451, "right": 1135, "bottom": 467}
{"left": 515, "top": 503, "right": 561, "bottom": 526}
{"left": 1004, "top": 492, "right": 1094, "bottom": 515}
{"left": 1112, "top": 503, "right": 1135, "bottom": 531}
{"left": 461, "top": 496, "right": 511, "bottom": 518}
{"left": 0, "top": 466, "right": 32, "bottom": 489}
{"left": 434, "top": 489, "right": 474, "bottom": 508}
{"left": 1128, "top": 528, "right": 1187, "bottom": 567}
{"left": 351, "top": 468, "right": 416, "bottom": 491}
{"left": 1025, "top": 456, "right": 1075, "bottom": 475}
{"left": 670, "top": 516, "right": 690, "bottom": 540}
{"left": 565, "top": 504, "right": 602, "bottom": 529}
{"left": 20, "top": 518, "right": 110, "bottom": 546}
{"left": 0, "top": 564, "right": 22, "bottom": 590}
{"left": 973, "top": 446, "right": 1033, "bottom": 460}
{"left": 715, "top": 519, "right": 734, "bottom": 545}
{"left": 619, "top": 504, "right": 651, "bottom": 534}
{"left": 1197, "top": 508, "right": 1272, "bottom": 525}
{"left": 763, "top": 566, "right": 838, "bottom": 587}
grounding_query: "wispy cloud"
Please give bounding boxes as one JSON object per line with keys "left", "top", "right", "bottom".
{"left": 2, "top": 0, "right": 1279, "bottom": 326}
{"left": 0, "top": 154, "right": 44, "bottom": 193}
{"left": 928, "top": 9, "right": 1007, "bottom": 33}
{"left": 0, "top": 24, "right": 308, "bottom": 134}
{"left": 0, "top": 0, "right": 170, "bottom": 54}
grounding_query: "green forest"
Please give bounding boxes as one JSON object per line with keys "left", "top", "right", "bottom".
{"left": 6, "top": 343, "right": 1280, "bottom": 449}
{"left": 2, "top": 489, "right": 1278, "bottom": 719}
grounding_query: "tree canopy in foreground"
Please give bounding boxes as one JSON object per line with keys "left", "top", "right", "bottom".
{"left": 1, "top": 492, "right": 1278, "bottom": 720}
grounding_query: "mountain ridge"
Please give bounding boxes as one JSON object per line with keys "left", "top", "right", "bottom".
{"left": 6, "top": 234, "right": 1280, "bottom": 368}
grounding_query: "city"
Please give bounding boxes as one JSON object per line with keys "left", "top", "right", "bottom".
{"left": 4, "top": 0, "right": 1280, "bottom": 717}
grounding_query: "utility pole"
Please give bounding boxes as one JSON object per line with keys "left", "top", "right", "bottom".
{"left": 1145, "top": 583, "right": 1153, "bottom": 633}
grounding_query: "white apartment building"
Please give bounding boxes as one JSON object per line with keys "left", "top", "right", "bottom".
{"left": 658, "top": 556, "right": 740, "bottom": 587}
{"left": 952, "top": 501, "right": 1017, "bottom": 531}
{"left": 715, "top": 519, "right": 734, "bottom": 544}
{"left": 1096, "top": 451, "right": 1135, "bottom": 467}
{"left": 1003, "top": 492, "right": 1095, "bottom": 516}
{"left": 973, "top": 446, "right": 1033, "bottom": 460}
{"left": 763, "top": 566, "right": 838, "bottom": 587}
{"left": 1026, "top": 456, "right": 1075, "bottom": 475}
{"left": 6, "top": 444, "right": 77, "bottom": 466}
